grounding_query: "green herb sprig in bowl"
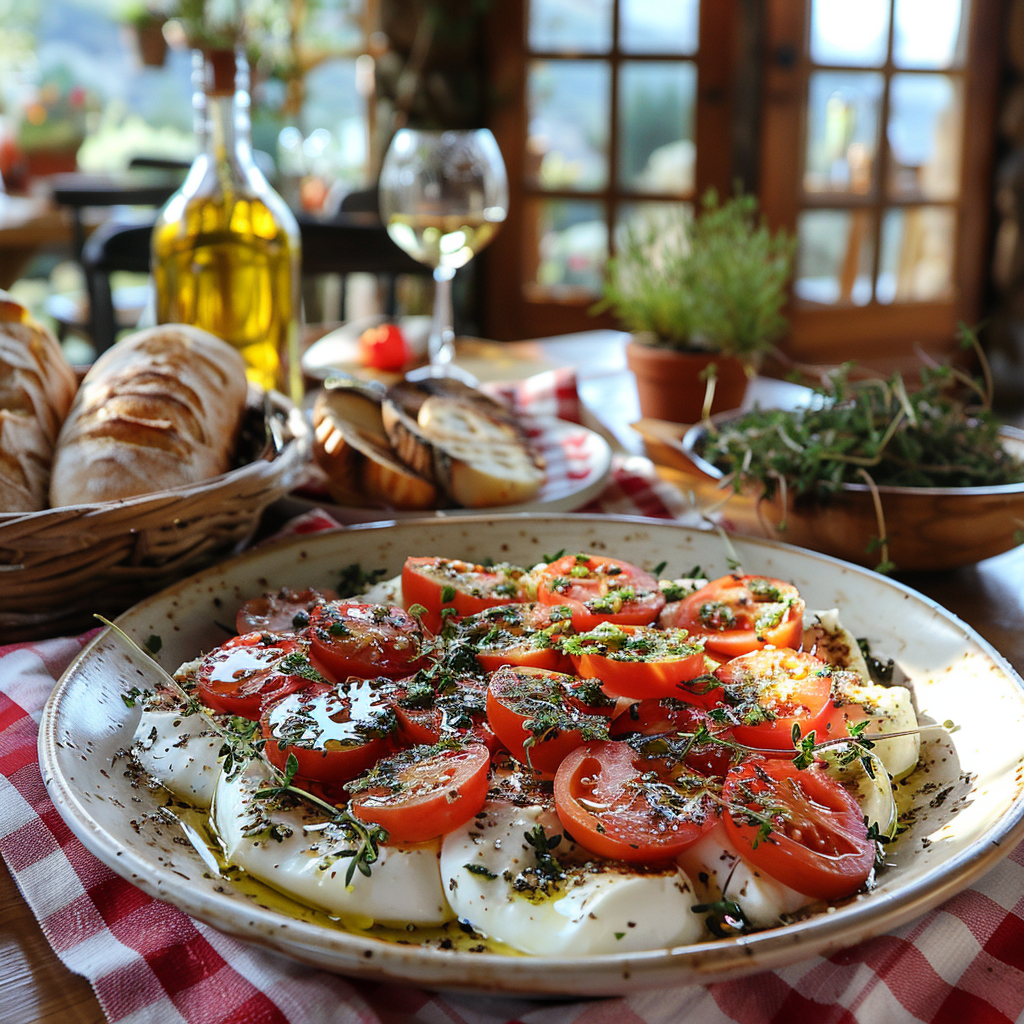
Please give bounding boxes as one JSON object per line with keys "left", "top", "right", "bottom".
{"left": 688, "top": 327, "right": 1024, "bottom": 572}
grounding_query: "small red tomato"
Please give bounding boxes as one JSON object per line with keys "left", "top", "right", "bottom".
{"left": 358, "top": 323, "right": 410, "bottom": 371}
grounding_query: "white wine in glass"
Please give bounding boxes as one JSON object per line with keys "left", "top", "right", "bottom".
{"left": 379, "top": 129, "right": 508, "bottom": 377}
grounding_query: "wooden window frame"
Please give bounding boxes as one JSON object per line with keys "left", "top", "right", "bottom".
{"left": 759, "top": 0, "right": 1002, "bottom": 368}
{"left": 481, "top": 0, "right": 740, "bottom": 341}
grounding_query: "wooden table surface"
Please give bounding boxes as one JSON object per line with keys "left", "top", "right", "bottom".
{"left": 4, "top": 330, "right": 1024, "bottom": 1024}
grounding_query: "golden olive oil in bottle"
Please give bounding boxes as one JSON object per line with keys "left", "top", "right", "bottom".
{"left": 152, "top": 48, "right": 302, "bottom": 402}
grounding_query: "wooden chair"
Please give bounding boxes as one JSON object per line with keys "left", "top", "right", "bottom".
{"left": 81, "top": 211, "right": 431, "bottom": 353}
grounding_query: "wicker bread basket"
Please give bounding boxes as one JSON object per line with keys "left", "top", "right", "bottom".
{"left": 0, "top": 387, "right": 311, "bottom": 642}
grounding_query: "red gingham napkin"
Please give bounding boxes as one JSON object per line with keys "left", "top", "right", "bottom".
{"left": 4, "top": 372, "right": 1024, "bottom": 1023}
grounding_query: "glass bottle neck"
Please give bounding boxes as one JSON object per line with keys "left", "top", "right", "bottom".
{"left": 193, "top": 48, "right": 257, "bottom": 176}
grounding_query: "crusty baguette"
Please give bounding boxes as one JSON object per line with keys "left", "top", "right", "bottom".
{"left": 0, "top": 291, "right": 77, "bottom": 512}
{"left": 49, "top": 324, "right": 248, "bottom": 506}
{"left": 313, "top": 383, "right": 436, "bottom": 509}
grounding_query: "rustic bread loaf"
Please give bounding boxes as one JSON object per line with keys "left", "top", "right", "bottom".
{"left": 49, "top": 324, "right": 248, "bottom": 507}
{"left": 0, "top": 291, "right": 77, "bottom": 512}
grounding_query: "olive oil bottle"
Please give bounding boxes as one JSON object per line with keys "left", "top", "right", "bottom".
{"left": 152, "top": 48, "right": 302, "bottom": 402}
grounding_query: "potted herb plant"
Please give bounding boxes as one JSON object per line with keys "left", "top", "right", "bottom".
{"left": 119, "top": 2, "right": 172, "bottom": 66}
{"left": 598, "top": 190, "right": 794, "bottom": 424}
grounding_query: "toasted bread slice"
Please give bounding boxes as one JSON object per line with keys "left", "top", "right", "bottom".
{"left": 313, "top": 383, "right": 436, "bottom": 510}
{"left": 416, "top": 396, "right": 545, "bottom": 507}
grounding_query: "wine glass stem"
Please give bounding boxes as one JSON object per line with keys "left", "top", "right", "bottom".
{"left": 430, "top": 266, "right": 457, "bottom": 367}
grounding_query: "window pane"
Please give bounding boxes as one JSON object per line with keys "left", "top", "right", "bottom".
{"left": 804, "top": 71, "right": 884, "bottom": 195}
{"left": 876, "top": 206, "right": 955, "bottom": 303}
{"left": 615, "top": 201, "right": 692, "bottom": 249}
{"left": 887, "top": 74, "right": 962, "bottom": 201}
{"left": 529, "top": 0, "right": 613, "bottom": 53}
{"left": 528, "top": 60, "right": 610, "bottom": 191}
{"left": 620, "top": 0, "right": 699, "bottom": 54}
{"left": 795, "top": 209, "right": 874, "bottom": 306}
{"left": 618, "top": 61, "right": 696, "bottom": 194}
{"left": 525, "top": 198, "right": 607, "bottom": 299}
{"left": 893, "top": 0, "right": 967, "bottom": 68}
{"left": 810, "top": 0, "right": 890, "bottom": 66}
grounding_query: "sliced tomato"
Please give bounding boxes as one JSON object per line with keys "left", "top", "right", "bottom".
{"left": 659, "top": 575, "right": 805, "bottom": 659}
{"left": 389, "top": 673, "right": 495, "bottom": 748}
{"left": 235, "top": 587, "right": 337, "bottom": 634}
{"left": 712, "top": 648, "right": 837, "bottom": 751}
{"left": 402, "top": 557, "right": 528, "bottom": 633}
{"left": 536, "top": 554, "right": 665, "bottom": 632}
{"left": 458, "top": 602, "right": 574, "bottom": 673}
{"left": 260, "top": 679, "right": 397, "bottom": 784}
{"left": 196, "top": 633, "right": 314, "bottom": 719}
{"left": 554, "top": 741, "right": 719, "bottom": 862}
{"left": 565, "top": 622, "right": 706, "bottom": 699}
{"left": 610, "top": 699, "right": 736, "bottom": 778}
{"left": 722, "top": 758, "right": 875, "bottom": 900}
{"left": 485, "top": 665, "right": 616, "bottom": 777}
{"left": 309, "top": 602, "right": 430, "bottom": 680}
{"left": 348, "top": 742, "right": 491, "bottom": 843}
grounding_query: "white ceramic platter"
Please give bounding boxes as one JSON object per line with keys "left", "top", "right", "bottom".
{"left": 290, "top": 417, "right": 614, "bottom": 524}
{"left": 39, "top": 515, "right": 1024, "bottom": 996}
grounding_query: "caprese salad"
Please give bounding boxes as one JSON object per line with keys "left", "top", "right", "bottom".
{"left": 126, "top": 551, "right": 922, "bottom": 956}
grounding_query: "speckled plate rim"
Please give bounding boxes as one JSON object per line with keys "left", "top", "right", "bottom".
{"left": 38, "top": 514, "right": 1024, "bottom": 996}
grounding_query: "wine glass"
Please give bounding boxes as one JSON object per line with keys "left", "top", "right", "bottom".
{"left": 378, "top": 128, "right": 508, "bottom": 379}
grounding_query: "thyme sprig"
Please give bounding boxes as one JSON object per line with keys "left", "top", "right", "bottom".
{"left": 522, "top": 824, "right": 566, "bottom": 889}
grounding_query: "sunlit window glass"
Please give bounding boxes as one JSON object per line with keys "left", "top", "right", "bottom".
{"left": 810, "top": 0, "right": 890, "bottom": 67}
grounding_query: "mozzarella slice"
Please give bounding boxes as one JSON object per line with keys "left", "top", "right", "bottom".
{"left": 440, "top": 801, "right": 704, "bottom": 955}
{"left": 361, "top": 574, "right": 402, "bottom": 605}
{"left": 132, "top": 708, "right": 223, "bottom": 808}
{"left": 678, "top": 821, "right": 812, "bottom": 929}
{"left": 803, "top": 610, "right": 872, "bottom": 682}
{"left": 212, "top": 761, "right": 453, "bottom": 927}
{"left": 832, "top": 681, "right": 920, "bottom": 780}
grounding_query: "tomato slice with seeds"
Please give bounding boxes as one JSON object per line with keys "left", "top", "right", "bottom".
{"left": 196, "top": 633, "right": 313, "bottom": 719}
{"left": 260, "top": 678, "right": 398, "bottom": 784}
{"left": 610, "top": 699, "right": 736, "bottom": 778}
{"left": 485, "top": 665, "right": 616, "bottom": 777}
{"left": 565, "top": 622, "right": 706, "bottom": 699}
{"left": 348, "top": 742, "right": 491, "bottom": 843}
{"left": 659, "top": 574, "right": 805, "bottom": 659}
{"left": 458, "top": 602, "right": 574, "bottom": 673}
{"left": 554, "top": 740, "right": 719, "bottom": 862}
{"left": 722, "top": 758, "right": 875, "bottom": 900}
{"left": 235, "top": 587, "right": 337, "bottom": 634}
{"left": 536, "top": 554, "right": 665, "bottom": 632}
{"left": 402, "top": 557, "right": 528, "bottom": 633}
{"left": 309, "top": 602, "right": 430, "bottom": 680}
{"left": 389, "top": 674, "right": 496, "bottom": 749}
{"left": 712, "top": 648, "right": 837, "bottom": 751}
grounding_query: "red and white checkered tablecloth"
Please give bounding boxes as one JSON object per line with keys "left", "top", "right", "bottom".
{"left": 3, "top": 369, "right": 1024, "bottom": 1024}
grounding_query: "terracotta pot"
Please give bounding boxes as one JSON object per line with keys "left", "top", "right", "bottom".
{"left": 625, "top": 340, "right": 750, "bottom": 424}
{"left": 23, "top": 146, "right": 80, "bottom": 177}
{"left": 133, "top": 19, "right": 168, "bottom": 67}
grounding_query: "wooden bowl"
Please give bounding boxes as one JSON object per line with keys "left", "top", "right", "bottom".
{"left": 677, "top": 417, "right": 1024, "bottom": 572}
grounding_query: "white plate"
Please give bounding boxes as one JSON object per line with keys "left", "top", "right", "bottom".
{"left": 302, "top": 315, "right": 432, "bottom": 379}
{"left": 289, "top": 416, "right": 614, "bottom": 523}
{"left": 39, "top": 515, "right": 1024, "bottom": 995}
